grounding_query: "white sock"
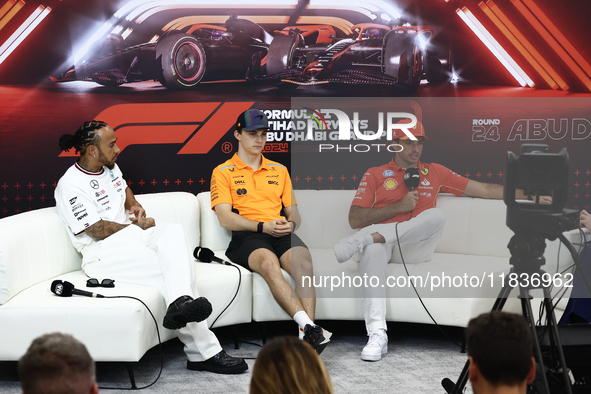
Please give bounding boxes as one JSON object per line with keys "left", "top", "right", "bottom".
{"left": 362, "top": 234, "right": 374, "bottom": 247}
{"left": 293, "top": 310, "right": 315, "bottom": 331}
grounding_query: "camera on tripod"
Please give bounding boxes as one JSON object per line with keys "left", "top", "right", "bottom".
{"left": 445, "top": 144, "right": 585, "bottom": 394}
{"left": 504, "top": 144, "right": 579, "bottom": 240}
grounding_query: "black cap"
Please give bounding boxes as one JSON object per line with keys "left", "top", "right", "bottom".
{"left": 236, "top": 109, "right": 270, "bottom": 131}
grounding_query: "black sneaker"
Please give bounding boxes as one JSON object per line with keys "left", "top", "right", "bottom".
{"left": 302, "top": 324, "right": 332, "bottom": 355}
{"left": 187, "top": 350, "right": 248, "bottom": 374}
{"left": 163, "top": 295, "right": 212, "bottom": 330}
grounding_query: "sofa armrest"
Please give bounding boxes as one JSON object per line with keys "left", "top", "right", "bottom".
{"left": 0, "top": 208, "right": 81, "bottom": 305}
{"left": 135, "top": 192, "right": 201, "bottom": 250}
{"left": 196, "top": 192, "right": 232, "bottom": 251}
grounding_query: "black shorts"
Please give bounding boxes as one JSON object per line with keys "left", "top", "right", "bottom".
{"left": 225, "top": 231, "right": 308, "bottom": 271}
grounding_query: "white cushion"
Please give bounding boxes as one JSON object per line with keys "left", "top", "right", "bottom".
{"left": 0, "top": 271, "right": 175, "bottom": 362}
{"left": 0, "top": 207, "right": 81, "bottom": 306}
{"left": 197, "top": 192, "right": 232, "bottom": 252}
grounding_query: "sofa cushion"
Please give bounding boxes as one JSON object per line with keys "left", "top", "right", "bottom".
{"left": 0, "top": 208, "right": 80, "bottom": 305}
{"left": 197, "top": 192, "right": 232, "bottom": 252}
{"left": 434, "top": 195, "right": 513, "bottom": 258}
{"left": 0, "top": 270, "right": 175, "bottom": 362}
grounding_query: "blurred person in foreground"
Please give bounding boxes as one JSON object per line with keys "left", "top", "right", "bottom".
{"left": 250, "top": 335, "right": 334, "bottom": 394}
{"left": 466, "top": 311, "right": 536, "bottom": 394}
{"left": 19, "top": 332, "right": 98, "bottom": 394}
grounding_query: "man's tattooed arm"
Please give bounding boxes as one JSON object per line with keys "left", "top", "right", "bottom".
{"left": 84, "top": 220, "right": 128, "bottom": 241}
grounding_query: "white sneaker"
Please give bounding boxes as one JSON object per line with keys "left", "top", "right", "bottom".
{"left": 361, "top": 330, "right": 388, "bottom": 361}
{"left": 334, "top": 233, "right": 366, "bottom": 263}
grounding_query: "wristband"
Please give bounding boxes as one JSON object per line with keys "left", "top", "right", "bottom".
{"left": 257, "top": 222, "right": 264, "bottom": 233}
{"left": 289, "top": 221, "right": 296, "bottom": 232}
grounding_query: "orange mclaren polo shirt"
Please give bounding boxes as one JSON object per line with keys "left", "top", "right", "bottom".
{"left": 211, "top": 153, "right": 295, "bottom": 222}
{"left": 352, "top": 159, "right": 469, "bottom": 224}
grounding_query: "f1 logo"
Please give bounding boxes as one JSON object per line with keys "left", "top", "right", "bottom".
{"left": 59, "top": 102, "right": 254, "bottom": 157}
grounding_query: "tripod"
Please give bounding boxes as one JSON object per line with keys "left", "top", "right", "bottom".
{"left": 444, "top": 233, "right": 576, "bottom": 394}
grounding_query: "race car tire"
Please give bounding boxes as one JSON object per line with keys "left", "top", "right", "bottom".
{"left": 425, "top": 49, "right": 452, "bottom": 84}
{"left": 382, "top": 31, "right": 422, "bottom": 91}
{"left": 156, "top": 33, "right": 206, "bottom": 89}
{"left": 266, "top": 34, "right": 303, "bottom": 76}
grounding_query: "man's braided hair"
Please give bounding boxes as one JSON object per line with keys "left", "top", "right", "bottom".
{"left": 58, "top": 121, "right": 108, "bottom": 154}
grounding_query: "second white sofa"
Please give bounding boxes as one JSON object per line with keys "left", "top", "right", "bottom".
{"left": 198, "top": 190, "right": 579, "bottom": 328}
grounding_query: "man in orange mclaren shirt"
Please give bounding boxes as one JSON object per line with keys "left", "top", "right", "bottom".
{"left": 334, "top": 121, "right": 534, "bottom": 362}
{"left": 210, "top": 109, "right": 331, "bottom": 354}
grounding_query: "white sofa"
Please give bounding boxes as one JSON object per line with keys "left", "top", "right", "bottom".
{"left": 0, "top": 192, "right": 252, "bottom": 362}
{"left": 198, "top": 190, "right": 579, "bottom": 328}
{"left": 1, "top": 190, "right": 580, "bottom": 363}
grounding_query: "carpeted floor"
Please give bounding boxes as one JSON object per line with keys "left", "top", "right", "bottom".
{"left": 0, "top": 320, "right": 474, "bottom": 394}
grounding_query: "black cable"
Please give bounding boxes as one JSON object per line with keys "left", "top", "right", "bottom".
{"left": 208, "top": 262, "right": 242, "bottom": 329}
{"left": 217, "top": 332, "right": 263, "bottom": 352}
{"left": 95, "top": 256, "right": 243, "bottom": 390}
{"left": 98, "top": 295, "right": 164, "bottom": 390}
{"left": 538, "top": 226, "right": 586, "bottom": 348}
{"left": 395, "top": 222, "right": 464, "bottom": 350}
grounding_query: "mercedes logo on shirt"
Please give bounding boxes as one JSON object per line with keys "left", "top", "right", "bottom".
{"left": 90, "top": 180, "right": 100, "bottom": 189}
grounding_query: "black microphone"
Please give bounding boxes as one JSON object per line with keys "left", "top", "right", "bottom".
{"left": 404, "top": 168, "right": 421, "bottom": 218}
{"left": 50, "top": 280, "right": 105, "bottom": 298}
{"left": 404, "top": 167, "right": 421, "bottom": 191}
{"left": 193, "top": 247, "right": 233, "bottom": 266}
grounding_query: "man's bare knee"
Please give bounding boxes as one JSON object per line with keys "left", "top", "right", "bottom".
{"left": 250, "top": 250, "right": 283, "bottom": 279}
{"left": 287, "top": 247, "right": 314, "bottom": 275}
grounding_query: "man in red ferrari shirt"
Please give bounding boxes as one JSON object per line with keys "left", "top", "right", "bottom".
{"left": 334, "top": 121, "right": 532, "bottom": 362}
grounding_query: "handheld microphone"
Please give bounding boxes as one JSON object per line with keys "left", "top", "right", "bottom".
{"left": 193, "top": 247, "right": 233, "bottom": 266}
{"left": 404, "top": 168, "right": 421, "bottom": 217}
{"left": 50, "top": 280, "right": 105, "bottom": 298}
{"left": 404, "top": 167, "right": 421, "bottom": 191}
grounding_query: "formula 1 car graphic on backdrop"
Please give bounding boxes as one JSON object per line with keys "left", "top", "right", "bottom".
{"left": 53, "top": 18, "right": 272, "bottom": 89}
{"left": 265, "top": 23, "right": 452, "bottom": 92}
{"left": 51, "top": 1, "right": 453, "bottom": 92}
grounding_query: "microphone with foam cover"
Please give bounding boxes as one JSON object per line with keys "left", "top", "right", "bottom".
{"left": 404, "top": 167, "right": 420, "bottom": 191}
{"left": 404, "top": 168, "right": 421, "bottom": 218}
{"left": 193, "top": 247, "right": 232, "bottom": 266}
{"left": 50, "top": 280, "right": 104, "bottom": 298}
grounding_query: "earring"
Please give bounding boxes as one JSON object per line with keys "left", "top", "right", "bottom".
{"left": 93, "top": 155, "right": 96, "bottom": 158}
